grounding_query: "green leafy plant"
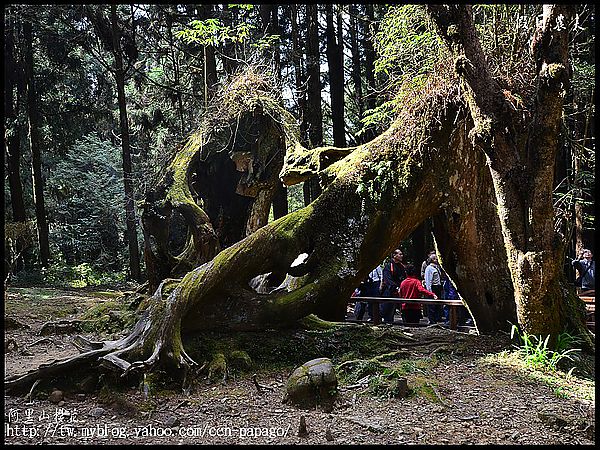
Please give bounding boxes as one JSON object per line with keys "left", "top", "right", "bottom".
{"left": 509, "top": 323, "right": 581, "bottom": 372}
{"left": 41, "top": 254, "right": 126, "bottom": 288}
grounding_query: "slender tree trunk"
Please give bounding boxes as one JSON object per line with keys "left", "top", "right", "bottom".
{"left": 290, "top": 5, "right": 307, "bottom": 144}
{"left": 111, "top": 4, "right": 141, "bottom": 281}
{"left": 259, "top": 4, "right": 288, "bottom": 219}
{"left": 220, "top": 5, "right": 239, "bottom": 75}
{"left": 306, "top": 4, "right": 323, "bottom": 148}
{"left": 573, "top": 90, "right": 593, "bottom": 256}
{"left": 22, "top": 18, "right": 50, "bottom": 267}
{"left": 305, "top": 4, "right": 323, "bottom": 202}
{"left": 4, "top": 16, "right": 27, "bottom": 223}
{"left": 291, "top": 5, "right": 311, "bottom": 206}
{"left": 361, "top": 4, "right": 377, "bottom": 142}
{"left": 165, "top": 8, "right": 185, "bottom": 135}
{"left": 349, "top": 4, "right": 364, "bottom": 145}
{"left": 198, "top": 4, "right": 217, "bottom": 108}
{"left": 325, "top": 4, "right": 346, "bottom": 147}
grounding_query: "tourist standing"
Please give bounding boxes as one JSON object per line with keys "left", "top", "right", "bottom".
{"left": 354, "top": 265, "right": 383, "bottom": 321}
{"left": 424, "top": 254, "right": 444, "bottom": 324}
{"left": 380, "top": 249, "right": 407, "bottom": 324}
{"left": 399, "top": 264, "right": 437, "bottom": 324}
{"left": 572, "top": 248, "right": 595, "bottom": 294}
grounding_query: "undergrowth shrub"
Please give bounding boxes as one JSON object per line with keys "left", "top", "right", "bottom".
{"left": 509, "top": 323, "right": 582, "bottom": 373}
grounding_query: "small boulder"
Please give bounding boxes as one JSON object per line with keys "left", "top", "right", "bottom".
{"left": 164, "top": 415, "right": 180, "bottom": 428}
{"left": 229, "top": 350, "right": 252, "bottom": 372}
{"left": 89, "top": 407, "right": 106, "bottom": 418}
{"left": 48, "top": 390, "right": 63, "bottom": 404}
{"left": 283, "top": 358, "right": 337, "bottom": 409}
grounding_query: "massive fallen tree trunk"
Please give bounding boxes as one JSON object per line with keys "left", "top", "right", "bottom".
{"left": 6, "top": 67, "right": 470, "bottom": 392}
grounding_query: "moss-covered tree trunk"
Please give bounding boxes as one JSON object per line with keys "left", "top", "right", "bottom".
{"left": 427, "top": 5, "right": 589, "bottom": 345}
{"left": 6, "top": 70, "right": 467, "bottom": 392}
{"left": 429, "top": 117, "right": 517, "bottom": 332}
{"left": 142, "top": 72, "right": 288, "bottom": 292}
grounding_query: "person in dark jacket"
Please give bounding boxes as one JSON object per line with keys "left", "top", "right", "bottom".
{"left": 354, "top": 265, "right": 383, "bottom": 321}
{"left": 380, "top": 249, "right": 407, "bottom": 324}
{"left": 572, "top": 248, "right": 595, "bottom": 294}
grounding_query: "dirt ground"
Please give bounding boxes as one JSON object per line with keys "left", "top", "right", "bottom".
{"left": 4, "top": 286, "right": 595, "bottom": 445}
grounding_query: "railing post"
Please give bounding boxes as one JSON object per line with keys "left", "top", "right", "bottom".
{"left": 449, "top": 305, "right": 458, "bottom": 330}
{"left": 372, "top": 301, "right": 381, "bottom": 325}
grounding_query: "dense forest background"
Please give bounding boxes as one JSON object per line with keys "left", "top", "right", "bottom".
{"left": 3, "top": 4, "right": 595, "bottom": 289}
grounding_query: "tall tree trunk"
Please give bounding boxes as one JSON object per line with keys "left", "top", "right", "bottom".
{"left": 4, "top": 15, "right": 27, "bottom": 223}
{"left": 325, "top": 4, "right": 346, "bottom": 148}
{"left": 220, "top": 5, "right": 239, "bottom": 75}
{"left": 291, "top": 5, "right": 312, "bottom": 206}
{"left": 348, "top": 4, "right": 366, "bottom": 145}
{"left": 428, "top": 5, "right": 585, "bottom": 342}
{"left": 165, "top": 7, "right": 185, "bottom": 135}
{"left": 349, "top": 4, "right": 364, "bottom": 141}
{"left": 306, "top": 4, "right": 323, "bottom": 148}
{"left": 198, "top": 4, "right": 217, "bottom": 108}
{"left": 22, "top": 18, "right": 50, "bottom": 267}
{"left": 290, "top": 4, "right": 307, "bottom": 146}
{"left": 260, "top": 4, "right": 288, "bottom": 219}
{"left": 572, "top": 90, "right": 593, "bottom": 256}
{"left": 305, "top": 4, "right": 323, "bottom": 202}
{"left": 111, "top": 4, "right": 141, "bottom": 281}
{"left": 361, "top": 4, "right": 378, "bottom": 142}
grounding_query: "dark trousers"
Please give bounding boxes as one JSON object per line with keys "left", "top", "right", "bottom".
{"left": 380, "top": 302, "right": 396, "bottom": 324}
{"left": 427, "top": 285, "right": 444, "bottom": 323}
{"left": 354, "top": 281, "right": 380, "bottom": 320}
{"left": 402, "top": 308, "right": 422, "bottom": 325}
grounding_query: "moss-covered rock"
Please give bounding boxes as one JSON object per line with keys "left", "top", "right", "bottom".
{"left": 79, "top": 301, "right": 138, "bottom": 335}
{"left": 207, "top": 353, "right": 228, "bottom": 383}
{"left": 229, "top": 350, "right": 252, "bottom": 372}
{"left": 283, "top": 357, "right": 338, "bottom": 410}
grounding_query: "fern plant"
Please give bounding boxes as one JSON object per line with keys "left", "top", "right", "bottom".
{"left": 509, "top": 324, "right": 581, "bottom": 372}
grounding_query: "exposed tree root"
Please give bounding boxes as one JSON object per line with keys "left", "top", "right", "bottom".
{"left": 39, "top": 319, "right": 83, "bottom": 336}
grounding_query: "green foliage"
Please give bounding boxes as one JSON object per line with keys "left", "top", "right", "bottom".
{"left": 42, "top": 255, "right": 126, "bottom": 288}
{"left": 177, "top": 18, "right": 255, "bottom": 46}
{"left": 509, "top": 324, "right": 582, "bottom": 372}
{"left": 367, "top": 367, "right": 407, "bottom": 399}
{"left": 365, "top": 5, "right": 446, "bottom": 131}
{"left": 176, "top": 14, "right": 279, "bottom": 52}
{"left": 356, "top": 160, "right": 394, "bottom": 205}
{"left": 46, "top": 134, "right": 126, "bottom": 268}
{"left": 337, "top": 359, "right": 384, "bottom": 384}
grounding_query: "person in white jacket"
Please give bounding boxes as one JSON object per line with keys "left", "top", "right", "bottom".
{"left": 424, "top": 254, "right": 444, "bottom": 324}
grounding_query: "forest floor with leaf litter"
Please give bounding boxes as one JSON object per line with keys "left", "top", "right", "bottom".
{"left": 4, "top": 286, "right": 595, "bottom": 445}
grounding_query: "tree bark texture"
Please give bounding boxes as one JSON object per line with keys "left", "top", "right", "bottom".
{"left": 4, "top": 16, "right": 27, "bottom": 223}
{"left": 111, "top": 4, "right": 142, "bottom": 281}
{"left": 427, "top": 4, "right": 588, "bottom": 343}
{"left": 198, "top": 4, "right": 217, "bottom": 107}
{"left": 141, "top": 72, "right": 288, "bottom": 292}
{"left": 349, "top": 4, "right": 364, "bottom": 134}
{"left": 23, "top": 18, "right": 51, "bottom": 267}
{"left": 325, "top": 4, "right": 346, "bottom": 148}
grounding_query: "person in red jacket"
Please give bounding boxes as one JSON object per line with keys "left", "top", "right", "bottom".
{"left": 399, "top": 264, "right": 438, "bottom": 325}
